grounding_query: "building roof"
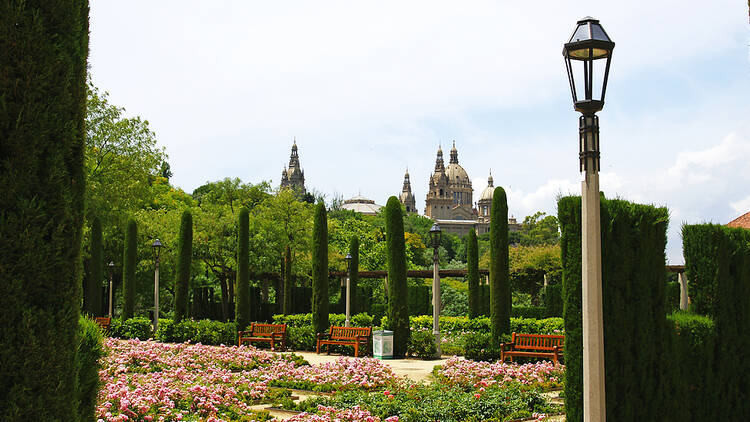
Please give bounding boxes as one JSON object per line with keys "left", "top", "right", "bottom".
{"left": 341, "top": 195, "right": 383, "bottom": 216}
{"left": 727, "top": 211, "right": 750, "bottom": 229}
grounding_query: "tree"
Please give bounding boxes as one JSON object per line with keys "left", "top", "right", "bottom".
{"left": 122, "top": 220, "right": 138, "bottom": 320}
{"left": 311, "top": 203, "right": 329, "bottom": 335}
{"left": 348, "top": 236, "right": 360, "bottom": 315}
{"left": 235, "top": 208, "right": 250, "bottom": 330}
{"left": 519, "top": 212, "right": 560, "bottom": 246}
{"left": 490, "top": 187, "right": 510, "bottom": 344}
{"left": 385, "top": 197, "right": 409, "bottom": 357}
{"left": 0, "top": 1, "right": 89, "bottom": 418}
{"left": 174, "top": 210, "right": 193, "bottom": 323}
{"left": 466, "top": 229, "right": 480, "bottom": 318}
{"left": 85, "top": 217, "right": 104, "bottom": 316}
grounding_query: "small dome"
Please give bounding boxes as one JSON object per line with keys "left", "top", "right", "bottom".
{"left": 479, "top": 176, "right": 494, "bottom": 201}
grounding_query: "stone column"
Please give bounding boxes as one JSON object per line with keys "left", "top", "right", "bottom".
{"left": 679, "top": 272, "right": 689, "bottom": 311}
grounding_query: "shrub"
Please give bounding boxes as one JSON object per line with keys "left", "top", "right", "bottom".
{"left": 155, "top": 319, "right": 237, "bottom": 345}
{"left": 380, "top": 315, "right": 564, "bottom": 337}
{"left": 85, "top": 217, "right": 103, "bottom": 316}
{"left": 287, "top": 326, "right": 316, "bottom": 351}
{"left": 235, "top": 208, "right": 250, "bottom": 328}
{"left": 76, "top": 316, "right": 104, "bottom": 422}
{"left": 122, "top": 219, "right": 138, "bottom": 320}
{"left": 111, "top": 317, "right": 152, "bottom": 340}
{"left": 408, "top": 330, "right": 437, "bottom": 359}
{"left": 665, "top": 281, "right": 680, "bottom": 312}
{"left": 543, "top": 283, "right": 563, "bottom": 317}
{"left": 273, "top": 313, "right": 373, "bottom": 329}
{"left": 466, "top": 229, "right": 481, "bottom": 318}
{"left": 511, "top": 306, "right": 547, "bottom": 319}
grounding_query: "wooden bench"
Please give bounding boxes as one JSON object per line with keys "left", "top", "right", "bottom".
{"left": 316, "top": 326, "right": 372, "bottom": 357}
{"left": 238, "top": 323, "right": 287, "bottom": 351}
{"left": 500, "top": 332, "right": 565, "bottom": 364}
{"left": 94, "top": 317, "right": 111, "bottom": 333}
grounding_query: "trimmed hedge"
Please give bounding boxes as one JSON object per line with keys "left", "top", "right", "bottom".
{"left": 466, "top": 229, "right": 481, "bottom": 318}
{"left": 311, "top": 203, "right": 329, "bottom": 334}
{"left": 85, "top": 217, "right": 104, "bottom": 316}
{"left": 543, "top": 283, "right": 563, "bottom": 317}
{"left": 380, "top": 315, "right": 564, "bottom": 336}
{"left": 122, "top": 219, "right": 138, "bottom": 320}
{"left": 174, "top": 210, "right": 193, "bottom": 323}
{"left": 511, "top": 306, "right": 547, "bottom": 319}
{"left": 235, "top": 208, "right": 250, "bottom": 328}
{"left": 111, "top": 317, "right": 152, "bottom": 340}
{"left": 76, "top": 316, "right": 105, "bottom": 422}
{"left": 155, "top": 319, "right": 237, "bottom": 346}
{"left": 273, "top": 313, "right": 374, "bottom": 328}
{"left": 489, "top": 187, "right": 511, "bottom": 343}
{"left": 665, "top": 281, "right": 680, "bottom": 312}
{"left": 384, "top": 196, "right": 409, "bottom": 356}
{"left": 558, "top": 196, "right": 669, "bottom": 422}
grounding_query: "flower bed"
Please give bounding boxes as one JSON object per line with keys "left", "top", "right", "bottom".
{"left": 435, "top": 357, "right": 564, "bottom": 390}
{"left": 97, "top": 338, "right": 397, "bottom": 421}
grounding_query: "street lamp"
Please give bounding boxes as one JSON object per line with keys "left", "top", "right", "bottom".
{"left": 108, "top": 261, "right": 115, "bottom": 318}
{"left": 563, "top": 16, "right": 614, "bottom": 422}
{"left": 344, "top": 253, "right": 353, "bottom": 327}
{"left": 152, "top": 239, "right": 163, "bottom": 334}
{"left": 429, "top": 222, "right": 442, "bottom": 357}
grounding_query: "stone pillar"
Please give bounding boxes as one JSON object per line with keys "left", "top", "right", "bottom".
{"left": 679, "top": 272, "right": 689, "bottom": 311}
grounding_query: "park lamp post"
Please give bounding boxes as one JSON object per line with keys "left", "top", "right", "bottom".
{"left": 429, "top": 222, "right": 442, "bottom": 357}
{"left": 108, "top": 261, "right": 115, "bottom": 318}
{"left": 152, "top": 239, "right": 163, "bottom": 334}
{"left": 563, "top": 16, "right": 614, "bottom": 422}
{"left": 345, "top": 253, "right": 353, "bottom": 327}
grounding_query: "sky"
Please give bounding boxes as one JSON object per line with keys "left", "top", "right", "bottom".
{"left": 88, "top": 1, "right": 750, "bottom": 264}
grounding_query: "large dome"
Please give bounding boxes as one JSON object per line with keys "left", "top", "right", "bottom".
{"left": 445, "top": 163, "right": 470, "bottom": 186}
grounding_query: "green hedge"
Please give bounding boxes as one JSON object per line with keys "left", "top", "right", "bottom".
{"left": 76, "top": 316, "right": 105, "bottom": 422}
{"left": 489, "top": 186, "right": 510, "bottom": 342}
{"left": 385, "top": 196, "right": 410, "bottom": 356}
{"left": 272, "top": 313, "right": 374, "bottom": 328}
{"left": 665, "top": 281, "right": 680, "bottom": 312}
{"left": 156, "top": 319, "right": 237, "bottom": 346}
{"left": 543, "top": 283, "right": 563, "bottom": 317}
{"left": 511, "top": 306, "right": 547, "bottom": 319}
{"left": 682, "top": 224, "right": 720, "bottom": 316}
{"left": 110, "top": 317, "right": 152, "bottom": 340}
{"left": 380, "top": 315, "right": 564, "bottom": 336}
{"left": 558, "top": 195, "right": 669, "bottom": 422}
{"left": 311, "top": 203, "right": 329, "bottom": 334}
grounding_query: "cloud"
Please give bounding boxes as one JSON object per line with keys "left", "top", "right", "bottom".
{"left": 667, "top": 131, "right": 750, "bottom": 185}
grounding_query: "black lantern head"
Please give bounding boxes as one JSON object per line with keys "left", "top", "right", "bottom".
{"left": 563, "top": 17, "right": 615, "bottom": 114}
{"left": 429, "top": 223, "right": 442, "bottom": 250}
{"left": 152, "top": 238, "right": 163, "bottom": 260}
{"left": 345, "top": 253, "right": 352, "bottom": 271}
{"left": 108, "top": 261, "right": 115, "bottom": 269}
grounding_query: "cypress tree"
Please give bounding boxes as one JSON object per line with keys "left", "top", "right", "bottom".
{"left": 283, "top": 245, "right": 292, "bottom": 315}
{"left": 385, "top": 196, "right": 410, "bottom": 357}
{"left": 122, "top": 220, "right": 138, "bottom": 320}
{"left": 174, "top": 210, "right": 193, "bottom": 323}
{"left": 466, "top": 229, "right": 480, "bottom": 318}
{"left": 0, "top": 1, "right": 89, "bottom": 418}
{"left": 348, "top": 235, "right": 360, "bottom": 315}
{"left": 235, "top": 208, "right": 250, "bottom": 330}
{"left": 489, "top": 186, "right": 510, "bottom": 344}
{"left": 311, "top": 202, "right": 329, "bottom": 334}
{"left": 86, "top": 217, "right": 104, "bottom": 316}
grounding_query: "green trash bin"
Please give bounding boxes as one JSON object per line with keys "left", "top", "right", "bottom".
{"left": 373, "top": 330, "right": 393, "bottom": 359}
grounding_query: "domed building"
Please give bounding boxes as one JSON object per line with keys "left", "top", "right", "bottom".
{"left": 341, "top": 195, "right": 383, "bottom": 216}
{"left": 425, "top": 142, "right": 474, "bottom": 221}
{"left": 280, "top": 139, "right": 306, "bottom": 195}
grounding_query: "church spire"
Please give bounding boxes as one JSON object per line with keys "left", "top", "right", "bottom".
{"left": 450, "top": 140, "right": 459, "bottom": 164}
{"left": 434, "top": 146, "right": 445, "bottom": 173}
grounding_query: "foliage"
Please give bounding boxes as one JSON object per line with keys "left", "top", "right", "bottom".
{"left": 85, "top": 216, "right": 104, "bottom": 316}
{"left": 384, "top": 197, "right": 410, "bottom": 357}
{"left": 407, "top": 330, "right": 438, "bottom": 359}
{"left": 518, "top": 212, "right": 560, "bottom": 246}
{"left": 0, "top": 3, "right": 88, "bottom": 418}
{"left": 110, "top": 317, "right": 153, "bottom": 340}
{"left": 155, "top": 318, "right": 237, "bottom": 345}
{"left": 312, "top": 203, "right": 330, "bottom": 334}
{"left": 122, "top": 219, "right": 138, "bottom": 320}
{"left": 440, "top": 283, "right": 469, "bottom": 317}
{"left": 235, "top": 208, "right": 251, "bottom": 328}
{"left": 348, "top": 236, "right": 360, "bottom": 315}
{"left": 288, "top": 325, "right": 317, "bottom": 351}
{"left": 272, "top": 313, "right": 374, "bottom": 328}
{"left": 489, "top": 187, "right": 510, "bottom": 344}
{"left": 174, "top": 210, "right": 193, "bottom": 323}
{"left": 283, "top": 244, "right": 293, "bottom": 314}
{"left": 466, "top": 230, "right": 481, "bottom": 318}
{"left": 558, "top": 195, "right": 670, "bottom": 422}
{"left": 77, "top": 316, "right": 105, "bottom": 422}
{"left": 462, "top": 332, "right": 500, "bottom": 362}
{"left": 543, "top": 284, "right": 563, "bottom": 317}
{"left": 665, "top": 281, "right": 680, "bottom": 312}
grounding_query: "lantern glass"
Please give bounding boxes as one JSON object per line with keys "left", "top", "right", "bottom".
{"left": 563, "top": 17, "right": 614, "bottom": 114}
{"left": 345, "top": 253, "right": 352, "bottom": 271}
{"left": 429, "top": 223, "right": 442, "bottom": 249}
{"left": 152, "top": 239, "right": 163, "bottom": 260}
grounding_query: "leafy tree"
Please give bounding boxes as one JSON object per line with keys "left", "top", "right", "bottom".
{"left": 174, "top": 210, "right": 193, "bottom": 323}
{"left": 122, "top": 220, "right": 138, "bottom": 320}
{"left": 385, "top": 197, "right": 409, "bottom": 357}
{"left": 519, "top": 212, "right": 560, "bottom": 246}
{"left": 311, "top": 203, "right": 329, "bottom": 334}
{"left": 0, "top": 2, "right": 89, "bottom": 418}
{"left": 490, "top": 187, "right": 510, "bottom": 344}
{"left": 85, "top": 217, "right": 104, "bottom": 316}
{"left": 466, "top": 229, "right": 480, "bottom": 318}
{"left": 235, "top": 208, "right": 250, "bottom": 330}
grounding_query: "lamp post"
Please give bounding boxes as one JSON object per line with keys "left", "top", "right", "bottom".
{"left": 152, "top": 239, "right": 163, "bottom": 333}
{"left": 345, "top": 253, "right": 353, "bottom": 327}
{"left": 429, "top": 223, "right": 442, "bottom": 357}
{"left": 108, "top": 261, "right": 115, "bottom": 318}
{"left": 563, "top": 16, "right": 614, "bottom": 422}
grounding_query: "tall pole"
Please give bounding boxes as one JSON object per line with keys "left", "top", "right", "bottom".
{"left": 108, "top": 262, "right": 114, "bottom": 318}
{"left": 432, "top": 246, "right": 441, "bottom": 357}
{"left": 580, "top": 112, "right": 605, "bottom": 422}
{"left": 345, "top": 273, "right": 351, "bottom": 327}
{"left": 154, "top": 257, "right": 160, "bottom": 334}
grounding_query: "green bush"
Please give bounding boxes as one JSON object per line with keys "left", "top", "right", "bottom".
{"left": 543, "top": 283, "right": 563, "bottom": 317}
{"left": 311, "top": 203, "right": 329, "bottom": 335}
{"left": 385, "top": 196, "right": 410, "bottom": 356}
{"left": 380, "top": 315, "right": 564, "bottom": 336}
{"left": 174, "top": 210, "right": 193, "bottom": 323}
{"left": 155, "top": 319, "right": 237, "bottom": 345}
{"left": 407, "top": 330, "right": 437, "bottom": 359}
{"left": 85, "top": 217, "right": 103, "bottom": 316}
{"left": 273, "top": 313, "right": 373, "bottom": 328}
{"left": 76, "top": 316, "right": 104, "bottom": 422}
{"left": 665, "top": 281, "right": 680, "bottom": 312}
{"left": 466, "top": 229, "right": 481, "bottom": 318}
{"left": 511, "top": 306, "right": 547, "bottom": 319}
{"left": 122, "top": 219, "right": 138, "bottom": 320}
{"left": 287, "top": 326, "right": 316, "bottom": 351}
{"left": 490, "top": 186, "right": 510, "bottom": 343}
{"left": 462, "top": 332, "right": 499, "bottom": 362}
{"left": 110, "top": 317, "right": 152, "bottom": 340}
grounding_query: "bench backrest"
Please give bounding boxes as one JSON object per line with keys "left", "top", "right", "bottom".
{"left": 250, "top": 323, "right": 286, "bottom": 337}
{"left": 94, "top": 317, "right": 111, "bottom": 331}
{"left": 329, "top": 326, "right": 371, "bottom": 340}
{"left": 512, "top": 333, "right": 564, "bottom": 351}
